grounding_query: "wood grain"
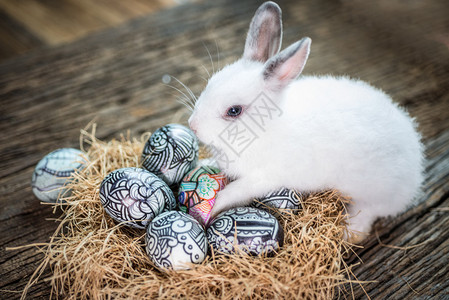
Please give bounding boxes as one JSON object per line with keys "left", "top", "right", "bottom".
{"left": 0, "top": 9, "right": 46, "bottom": 61}
{"left": 1, "top": 0, "right": 448, "bottom": 298}
{"left": 0, "top": 0, "right": 181, "bottom": 62}
{"left": 344, "top": 130, "right": 449, "bottom": 299}
{"left": 0, "top": 0, "right": 178, "bottom": 45}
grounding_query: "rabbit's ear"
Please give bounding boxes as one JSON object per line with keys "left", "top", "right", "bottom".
{"left": 263, "top": 37, "right": 311, "bottom": 88}
{"left": 243, "top": 1, "right": 282, "bottom": 62}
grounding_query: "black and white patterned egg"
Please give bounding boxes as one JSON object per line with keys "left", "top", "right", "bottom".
{"left": 252, "top": 188, "right": 302, "bottom": 214}
{"left": 99, "top": 168, "right": 176, "bottom": 229}
{"left": 142, "top": 124, "right": 199, "bottom": 187}
{"left": 145, "top": 210, "right": 207, "bottom": 270}
{"left": 31, "top": 148, "right": 86, "bottom": 203}
{"left": 207, "top": 207, "right": 284, "bottom": 256}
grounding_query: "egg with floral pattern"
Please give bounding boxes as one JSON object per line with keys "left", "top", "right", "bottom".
{"left": 178, "top": 165, "right": 228, "bottom": 225}
{"left": 207, "top": 207, "right": 284, "bottom": 256}
{"left": 99, "top": 168, "right": 176, "bottom": 229}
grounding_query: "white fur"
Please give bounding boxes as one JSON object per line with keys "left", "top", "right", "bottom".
{"left": 188, "top": 2, "right": 424, "bottom": 238}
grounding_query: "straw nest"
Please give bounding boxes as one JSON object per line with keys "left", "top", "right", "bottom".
{"left": 23, "top": 125, "right": 360, "bottom": 299}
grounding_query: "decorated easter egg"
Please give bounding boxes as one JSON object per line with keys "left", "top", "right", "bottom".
{"left": 99, "top": 167, "right": 176, "bottom": 229}
{"left": 145, "top": 210, "right": 208, "bottom": 270}
{"left": 252, "top": 188, "right": 302, "bottom": 213}
{"left": 207, "top": 207, "right": 284, "bottom": 256}
{"left": 178, "top": 165, "right": 228, "bottom": 225}
{"left": 31, "top": 148, "right": 85, "bottom": 202}
{"left": 142, "top": 124, "right": 199, "bottom": 186}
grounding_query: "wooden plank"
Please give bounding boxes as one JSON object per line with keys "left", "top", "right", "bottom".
{"left": 0, "top": 0, "right": 177, "bottom": 46}
{"left": 0, "top": 9, "right": 46, "bottom": 61}
{"left": 345, "top": 130, "right": 449, "bottom": 298}
{"left": 0, "top": 0, "right": 448, "bottom": 298}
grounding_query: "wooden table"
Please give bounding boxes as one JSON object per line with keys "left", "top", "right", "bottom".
{"left": 1, "top": 0, "right": 448, "bottom": 298}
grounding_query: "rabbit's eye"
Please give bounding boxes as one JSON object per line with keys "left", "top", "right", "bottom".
{"left": 226, "top": 105, "right": 243, "bottom": 118}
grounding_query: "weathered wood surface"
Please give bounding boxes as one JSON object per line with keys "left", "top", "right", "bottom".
{"left": 0, "top": 0, "right": 448, "bottom": 298}
{"left": 0, "top": 0, "right": 181, "bottom": 62}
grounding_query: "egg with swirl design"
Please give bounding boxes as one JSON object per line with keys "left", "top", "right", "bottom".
{"left": 99, "top": 168, "right": 176, "bottom": 229}
{"left": 142, "top": 124, "right": 199, "bottom": 187}
{"left": 145, "top": 210, "right": 207, "bottom": 270}
{"left": 252, "top": 188, "right": 303, "bottom": 216}
{"left": 31, "top": 148, "right": 86, "bottom": 203}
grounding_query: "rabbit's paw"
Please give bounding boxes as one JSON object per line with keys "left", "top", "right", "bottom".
{"left": 344, "top": 209, "right": 375, "bottom": 243}
{"left": 209, "top": 180, "right": 254, "bottom": 221}
{"left": 343, "top": 230, "right": 368, "bottom": 244}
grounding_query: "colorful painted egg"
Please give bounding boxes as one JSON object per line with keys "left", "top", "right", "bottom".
{"left": 178, "top": 165, "right": 228, "bottom": 225}
{"left": 145, "top": 210, "right": 208, "bottom": 270}
{"left": 99, "top": 168, "right": 176, "bottom": 229}
{"left": 142, "top": 124, "right": 199, "bottom": 187}
{"left": 252, "top": 188, "right": 302, "bottom": 214}
{"left": 207, "top": 207, "right": 284, "bottom": 256}
{"left": 31, "top": 148, "right": 86, "bottom": 202}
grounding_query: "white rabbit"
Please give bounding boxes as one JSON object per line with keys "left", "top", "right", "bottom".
{"left": 188, "top": 1, "right": 424, "bottom": 241}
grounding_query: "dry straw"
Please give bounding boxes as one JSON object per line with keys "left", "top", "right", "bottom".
{"left": 21, "top": 125, "right": 361, "bottom": 299}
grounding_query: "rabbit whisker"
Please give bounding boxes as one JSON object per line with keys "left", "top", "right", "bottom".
{"left": 174, "top": 95, "right": 194, "bottom": 112}
{"left": 201, "top": 64, "right": 211, "bottom": 79}
{"left": 176, "top": 97, "right": 194, "bottom": 112}
{"left": 167, "top": 90, "right": 193, "bottom": 111}
{"left": 196, "top": 74, "right": 209, "bottom": 83}
{"left": 203, "top": 41, "right": 215, "bottom": 75}
{"left": 170, "top": 76, "right": 198, "bottom": 106}
{"left": 166, "top": 85, "right": 195, "bottom": 110}
{"left": 215, "top": 40, "right": 221, "bottom": 71}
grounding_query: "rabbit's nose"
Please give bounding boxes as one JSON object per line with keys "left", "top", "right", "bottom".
{"left": 189, "top": 119, "right": 198, "bottom": 135}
